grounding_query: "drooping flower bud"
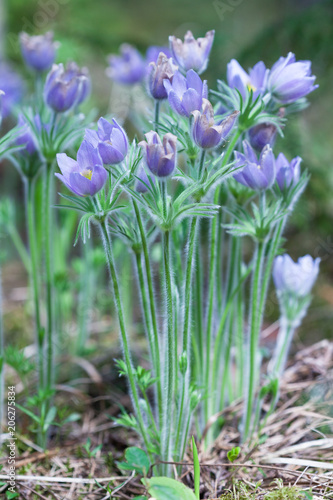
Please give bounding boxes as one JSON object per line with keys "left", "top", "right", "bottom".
{"left": 273, "top": 254, "right": 320, "bottom": 297}
{"left": 169, "top": 30, "right": 215, "bottom": 74}
{"left": 275, "top": 153, "right": 301, "bottom": 191}
{"left": 19, "top": 31, "right": 59, "bottom": 72}
{"left": 139, "top": 131, "right": 177, "bottom": 178}
{"left": 56, "top": 140, "right": 107, "bottom": 197}
{"left": 191, "top": 99, "right": 239, "bottom": 149}
{"left": 267, "top": 53, "right": 318, "bottom": 104}
{"left": 148, "top": 52, "right": 178, "bottom": 100}
{"left": 85, "top": 117, "right": 128, "bottom": 165}
{"left": 233, "top": 140, "right": 276, "bottom": 190}
{"left": 44, "top": 63, "right": 88, "bottom": 113}
{"left": 163, "top": 69, "right": 208, "bottom": 117}
{"left": 106, "top": 44, "right": 146, "bottom": 85}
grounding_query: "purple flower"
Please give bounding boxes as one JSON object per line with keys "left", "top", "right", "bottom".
{"left": 148, "top": 52, "right": 178, "bottom": 100}
{"left": 191, "top": 99, "right": 239, "bottom": 149}
{"left": 139, "top": 131, "right": 177, "bottom": 178}
{"left": 19, "top": 31, "right": 59, "bottom": 72}
{"left": 234, "top": 140, "right": 276, "bottom": 190}
{"left": 85, "top": 117, "right": 128, "bottom": 165}
{"left": 56, "top": 140, "right": 107, "bottom": 197}
{"left": 64, "top": 62, "right": 91, "bottom": 104}
{"left": 44, "top": 63, "right": 89, "bottom": 113}
{"left": 163, "top": 69, "right": 208, "bottom": 117}
{"left": 0, "top": 90, "right": 4, "bottom": 126}
{"left": 15, "top": 114, "right": 39, "bottom": 155}
{"left": 0, "top": 63, "right": 23, "bottom": 118}
{"left": 275, "top": 153, "right": 301, "bottom": 191}
{"left": 106, "top": 44, "right": 146, "bottom": 85}
{"left": 135, "top": 165, "right": 156, "bottom": 193}
{"left": 248, "top": 122, "right": 277, "bottom": 151}
{"left": 273, "top": 254, "right": 320, "bottom": 297}
{"left": 169, "top": 30, "right": 215, "bottom": 74}
{"left": 267, "top": 53, "right": 318, "bottom": 104}
{"left": 227, "top": 59, "right": 268, "bottom": 100}
{"left": 146, "top": 45, "right": 171, "bottom": 63}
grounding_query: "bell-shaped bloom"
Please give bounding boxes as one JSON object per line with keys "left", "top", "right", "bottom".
{"left": 85, "top": 117, "right": 128, "bottom": 165}
{"left": 163, "top": 69, "right": 208, "bottom": 117}
{"left": 139, "top": 131, "right": 177, "bottom": 178}
{"left": 106, "top": 44, "right": 146, "bottom": 85}
{"left": 19, "top": 31, "right": 59, "bottom": 72}
{"left": 44, "top": 63, "right": 88, "bottom": 113}
{"left": 273, "top": 254, "right": 320, "bottom": 297}
{"left": 169, "top": 30, "right": 215, "bottom": 74}
{"left": 56, "top": 140, "right": 107, "bottom": 197}
{"left": 0, "top": 63, "right": 23, "bottom": 118}
{"left": 227, "top": 59, "right": 268, "bottom": 100}
{"left": 191, "top": 99, "right": 239, "bottom": 149}
{"left": 267, "top": 53, "right": 318, "bottom": 104}
{"left": 135, "top": 165, "right": 156, "bottom": 193}
{"left": 275, "top": 153, "right": 301, "bottom": 191}
{"left": 148, "top": 52, "right": 178, "bottom": 100}
{"left": 233, "top": 140, "right": 276, "bottom": 190}
{"left": 146, "top": 45, "right": 171, "bottom": 64}
{"left": 248, "top": 122, "right": 277, "bottom": 151}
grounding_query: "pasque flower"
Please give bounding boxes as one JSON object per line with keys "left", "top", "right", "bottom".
{"left": 15, "top": 114, "right": 39, "bottom": 155}
{"left": 169, "top": 30, "right": 215, "bottom": 74}
{"left": 146, "top": 45, "right": 171, "bottom": 63}
{"left": 64, "top": 62, "right": 91, "bottom": 104}
{"left": 163, "top": 69, "right": 208, "bottom": 117}
{"left": 135, "top": 165, "right": 156, "bottom": 193}
{"left": 191, "top": 99, "right": 239, "bottom": 149}
{"left": 248, "top": 122, "right": 277, "bottom": 151}
{"left": 139, "top": 131, "right": 177, "bottom": 178}
{"left": 233, "top": 140, "right": 275, "bottom": 190}
{"left": 106, "top": 44, "right": 146, "bottom": 85}
{"left": 56, "top": 140, "right": 107, "bottom": 197}
{"left": 44, "top": 63, "right": 88, "bottom": 112}
{"left": 0, "top": 63, "right": 23, "bottom": 118}
{"left": 85, "top": 117, "right": 128, "bottom": 165}
{"left": 148, "top": 52, "right": 178, "bottom": 100}
{"left": 19, "top": 31, "right": 59, "bottom": 72}
{"left": 227, "top": 59, "right": 268, "bottom": 100}
{"left": 276, "top": 153, "right": 301, "bottom": 191}
{"left": 273, "top": 254, "right": 320, "bottom": 297}
{"left": 267, "top": 53, "right": 318, "bottom": 104}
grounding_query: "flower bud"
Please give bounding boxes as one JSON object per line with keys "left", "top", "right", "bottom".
{"left": 169, "top": 30, "right": 215, "bottom": 74}
{"left": 191, "top": 99, "right": 239, "bottom": 149}
{"left": 275, "top": 153, "right": 301, "bottom": 191}
{"left": 44, "top": 63, "right": 88, "bottom": 113}
{"left": 234, "top": 140, "right": 276, "bottom": 191}
{"left": 19, "top": 31, "right": 59, "bottom": 72}
{"left": 273, "top": 254, "right": 320, "bottom": 297}
{"left": 139, "top": 130, "right": 177, "bottom": 178}
{"left": 85, "top": 117, "right": 128, "bottom": 165}
{"left": 248, "top": 122, "right": 277, "bottom": 151}
{"left": 148, "top": 52, "right": 178, "bottom": 100}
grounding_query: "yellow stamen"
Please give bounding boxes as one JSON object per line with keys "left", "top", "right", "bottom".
{"left": 247, "top": 83, "right": 256, "bottom": 92}
{"left": 80, "top": 169, "right": 93, "bottom": 180}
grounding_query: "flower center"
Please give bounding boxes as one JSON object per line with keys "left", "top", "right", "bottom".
{"left": 247, "top": 82, "right": 256, "bottom": 92}
{"left": 80, "top": 169, "right": 93, "bottom": 180}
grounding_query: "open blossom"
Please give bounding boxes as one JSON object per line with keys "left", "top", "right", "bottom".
{"left": 227, "top": 59, "right": 268, "bottom": 99}
{"left": 233, "top": 140, "right": 275, "bottom": 190}
{"left": 163, "top": 69, "right": 208, "bottom": 117}
{"left": 169, "top": 30, "right": 215, "bottom": 74}
{"left": 275, "top": 153, "right": 301, "bottom": 191}
{"left": 85, "top": 117, "right": 128, "bottom": 165}
{"left": 0, "top": 63, "right": 23, "bottom": 118}
{"left": 273, "top": 254, "right": 320, "bottom": 297}
{"left": 44, "top": 63, "right": 88, "bottom": 112}
{"left": 267, "top": 53, "right": 318, "bottom": 104}
{"left": 106, "top": 44, "right": 146, "bottom": 85}
{"left": 148, "top": 52, "right": 178, "bottom": 100}
{"left": 56, "top": 140, "right": 107, "bottom": 197}
{"left": 20, "top": 31, "right": 59, "bottom": 72}
{"left": 191, "top": 99, "right": 239, "bottom": 149}
{"left": 139, "top": 131, "right": 177, "bottom": 178}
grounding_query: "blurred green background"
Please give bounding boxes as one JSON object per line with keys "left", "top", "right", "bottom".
{"left": 1, "top": 0, "right": 333, "bottom": 339}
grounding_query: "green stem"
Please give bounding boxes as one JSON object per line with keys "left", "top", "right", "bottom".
{"left": 76, "top": 238, "right": 93, "bottom": 355}
{"left": 132, "top": 201, "right": 162, "bottom": 427}
{"left": 243, "top": 239, "right": 266, "bottom": 441}
{"left": 99, "top": 219, "right": 151, "bottom": 454}
{"left": 198, "top": 149, "right": 206, "bottom": 179}
{"left": 161, "top": 181, "right": 167, "bottom": 219}
{"left": 25, "top": 178, "right": 44, "bottom": 390}
{"left": 8, "top": 224, "right": 30, "bottom": 273}
{"left": 194, "top": 244, "right": 203, "bottom": 378}
{"left": 154, "top": 100, "right": 160, "bottom": 133}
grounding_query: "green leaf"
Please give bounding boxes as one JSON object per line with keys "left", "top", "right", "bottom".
{"left": 227, "top": 446, "right": 241, "bottom": 463}
{"left": 6, "top": 491, "right": 19, "bottom": 499}
{"left": 143, "top": 477, "right": 197, "bottom": 500}
{"left": 117, "top": 447, "right": 150, "bottom": 475}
